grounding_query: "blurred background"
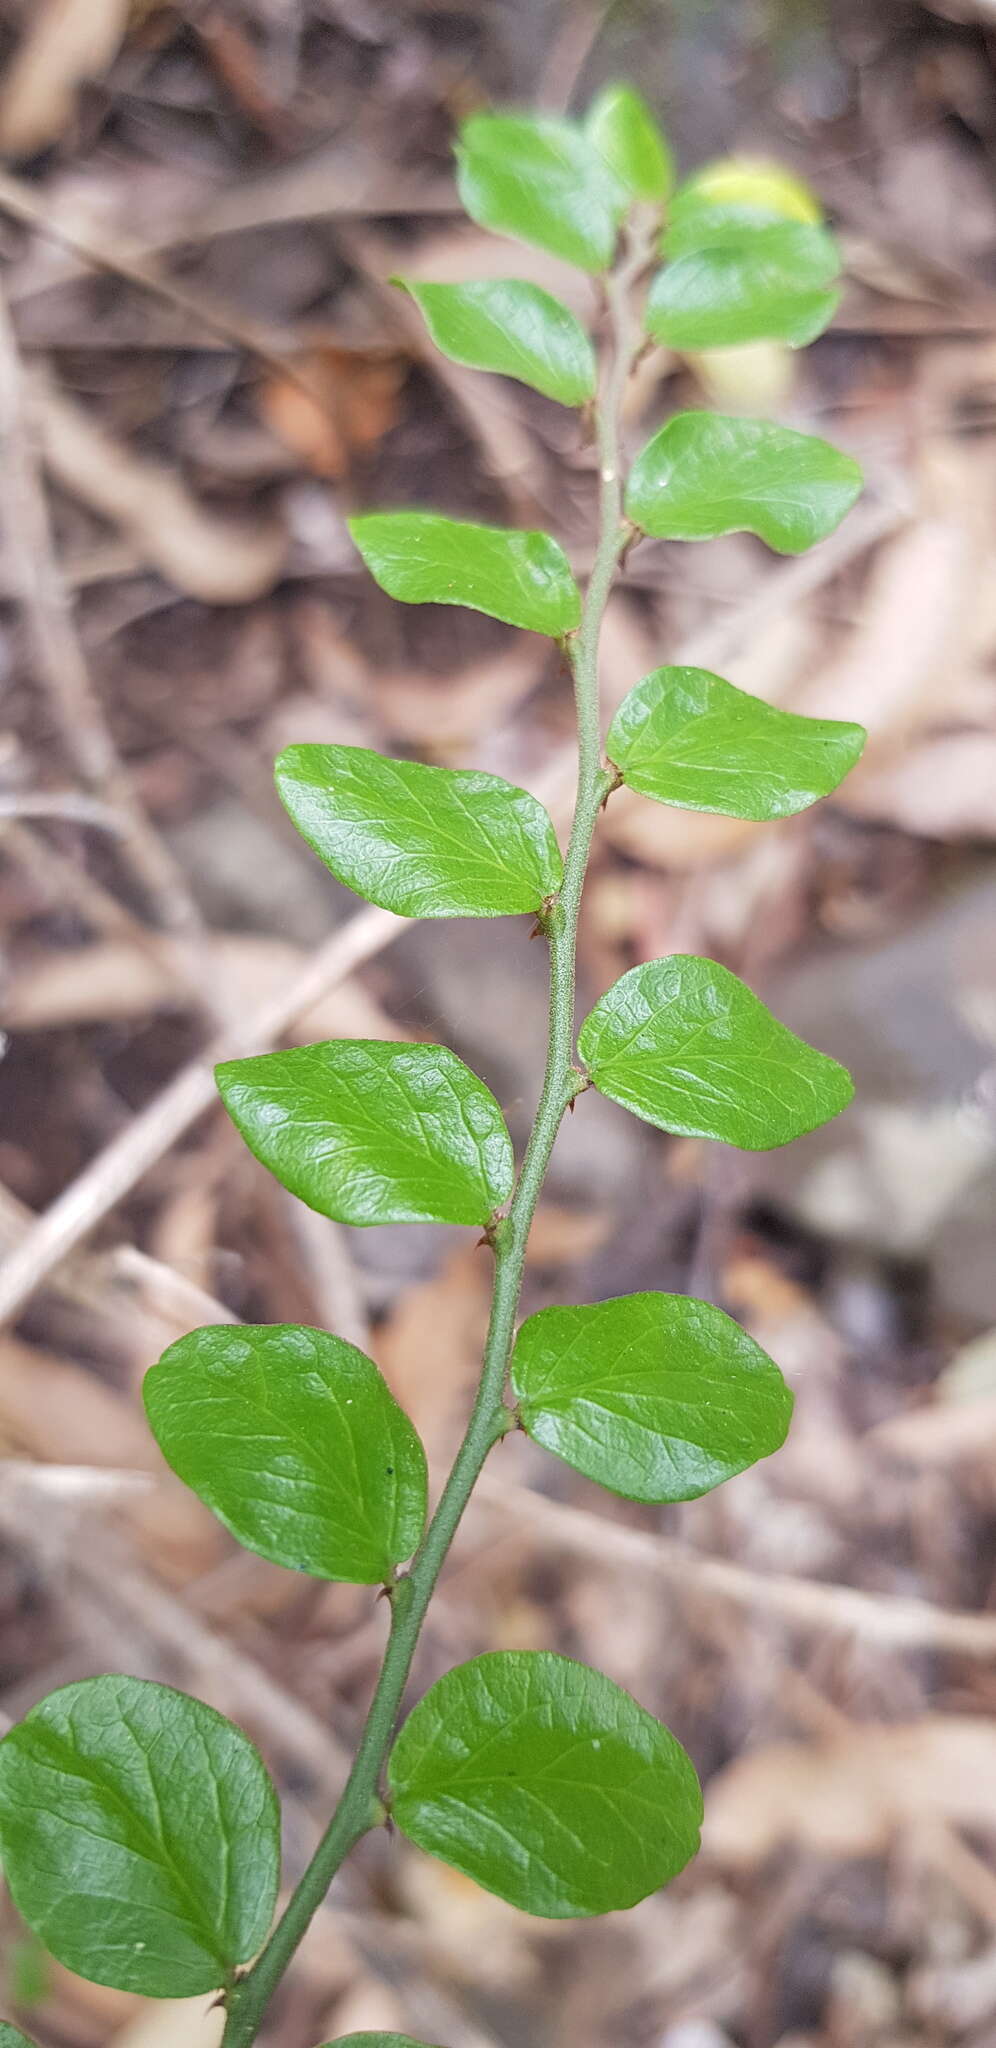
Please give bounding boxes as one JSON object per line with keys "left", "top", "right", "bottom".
{"left": 1, "top": 1, "right": 995, "bottom": 2044}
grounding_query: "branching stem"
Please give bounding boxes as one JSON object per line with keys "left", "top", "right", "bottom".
{"left": 220, "top": 224, "right": 651, "bottom": 2048}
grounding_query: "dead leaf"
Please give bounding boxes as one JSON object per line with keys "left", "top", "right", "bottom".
{"left": 937, "top": 1326, "right": 996, "bottom": 1402}
{"left": 799, "top": 518, "right": 975, "bottom": 738}
{"left": 723, "top": 1251, "right": 859, "bottom": 1511}
{"left": 192, "top": 9, "right": 287, "bottom": 139}
{"left": 0, "top": 1334, "right": 223, "bottom": 1578}
{"left": 0, "top": 1333, "right": 155, "bottom": 1468}
{"left": 801, "top": 433, "right": 996, "bottom": 774}
{"left": 148, "top": 1182, "right": 218, "bottom": 1294}
{"left": 375, "top": 1244, "right": 491, "bottom": 1464}
{"left": 923, "top": 0, "right": 996, "bottom": 22}
{"left": 705, "top": 1717, "right": 996, "bottom": 1866}
{"left": 259, "top": 345, "right": 405, "bottom": 478}
{"left": 0, "top": 0, "right": 130, "bottom": 158}
{"left": 793, "top": 1102, "right": 994, "bottom": 1256}
{"left": 603, "top": 788, "right": 763, "bottom": 872}
{"left": 871, "top": 1391, "right": 996, "bottom": 1472}
{"left": 524, "top": 1202, "right": 612, "bottom": 1267}
{"left": 842, "top": 730, "right": 996, "bottom": 839}
{"left": 5, "top": 933, "right": 405, "bottom": 1039}
{"left": 399, "top": 1852, "right": 542, "bottom": 1989}
{"left": 373, "top": 640, "right": 542, "bottom": 752}
{"left": 319, "top": 1982, "right": 406, "bottom": 2041}
{"left": 35, "top": 375, "right": 286, "bottom": 604}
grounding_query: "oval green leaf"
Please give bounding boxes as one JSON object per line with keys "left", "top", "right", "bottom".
{"left": 579, "top": 955, "right": 853, "bottom": 1149}
{"left": 275, "top": 744, "right": 563, "bottom": 919}
{"left": 395, "top": 278, "right": 595, "bottom": 405}
{"left": 606, "top": 666, "right": 866, "bottom": 821}
{"left": 455, "top": 111, "right": 625, "bottom": 273}
{"left": 349, "top": 512, "right": 581, "bottom": 636}
{"left": 511, "top": 1292, "right": 792, "bottom": 1502}
{"left": 626, "top": 413, "right": 862, "bottom": 554}
{"left": 144, "top": 1323, "right": 427, "bottom": 1583}
{"left": 388, "top": 1651, "right": 701, "bottom": 1917}
{"left": 216, "top": 1039, "right": 513, "bottom": 1228}
{"left": 646, "top": 223, "right": 840, "bottom": 351}
{"left": 0, "top": 1676, "right": 279, "bottom": 1997}
{"left": 666, "top": 157, "right": 823, "bottom": 256}
{"left": 585, "top": 83, "right": 673, "bottom": 202}
{"left": 0, "top": 2028, "right": 38, "bottom": 2046}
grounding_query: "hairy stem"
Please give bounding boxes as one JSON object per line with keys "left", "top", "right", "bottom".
{"left": 221, "top": 230, "right": 648, "bottom": 2048}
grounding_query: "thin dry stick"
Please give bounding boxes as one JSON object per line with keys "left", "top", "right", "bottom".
{"left": 0, "top": 167, "right": 332, "bottom": 402}
{"left": 0, "top": 278, "right": 210, "bottom": 943}
{"left": 0, "top": 1469, "right": 353, "bottom": 1790}
{"left": 0, "top": 816, "right": 182, "bottom": 970}
{"left": 0, "top": 790, "right": 124, "bottom": 830}
{"left": 475, "top": 1477, "right": 996, "bottom": 1660}
{"left": 0, "top": 166, "right": 534, "bottom": 516}
{"left": 107, "top": 1244, "right": 242, "bottom": 1330}
{"left": 0, "top": 905, "right": 401, "bottom": 1329}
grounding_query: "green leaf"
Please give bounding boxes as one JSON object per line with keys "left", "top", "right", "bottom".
{"left": 455, "top": 111, "right": 625, "bottom": 272}
{"left": 389, "top": 1651, "right": 701, "bottom": 1916}
{"left": 585, "top": 83, "right": 673, "bottom": 202}
{"left": 0, "top": 1676, "right": 279, "bottom": 1997}
{"left": 606, "top": 666, "right": 866, "bottom": 821}
{"left": 144, "top": 1323, "right": 427, "bottom": 1583}
{"left": 349, "top": 512, "right": 581, "bottom": 636}
{"left": 0, "top": 2027, "right": 38, "bottom": 2046}
{"left": 666, "top": 156, "right": 823, "bottom": 256}
{"left": 625, "top": 412, "right": 862, "bottom": 554}
{"left": 216, "top": 1040, "right": 513, "bottom": 1228}
{"left": 275, "top": 744, "right": 562, "bottom": 919}
{"left": 646, "top": 223, "right": 840, "bottom": 350}
{"left": 578, "top": 955, "right": 853, "bottom": 1149}
{"left": 511, "top": 1291, "right": 792, "bottom": 1502}
{"left": 395, "top": 278, "right": 595, "bottom": 405}
{"left": 321, "top": 2038, "right": 441, "bottom": 2047}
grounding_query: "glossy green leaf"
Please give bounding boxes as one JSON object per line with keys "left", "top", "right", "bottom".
{"left": 0, "top": 1677, "right": 279, "bottom": 1997}
{"left": 646, "top": 223, "right": 840, "bottom": 350}
{"left": 349, "top": 512, "right": 581, "bottom": 636}
{"left": 144, "top": 1323, "right": 427, "bottom": 1582}
{"left": 666, "top": 156, "right": 823, "bottom": 255}
{"left": 275, "top": 744, "right": 562, "bottom": 919}
{"left": 511, "top": 1292, "right": 792, "bottom": 1502}
{"left": 216, "top": 1040, "right": 513, "bottom": 1228}
{"left": 321, "top": 2038, "right": 440, "bottom": 2047}
{"left": 625, "top": 412, "right": 862, "bottom": 554}
{"left": 579, "top": 955, "right": 853, "bottom": 1149}
{"left": 388, "top": 1651, "right": 701, "bottom": 1916}
{"left": 0, "top": 2028, "right": 38, "bottom": 2046}
{"left": 395, "top": 277, "right": 595, "bottom": 405}
{"left": 455, "top": 112, "right": 625, "bottom": 272}
{"left": 606, "top": 666, "right": 866, "bottom": 821}
{"left": 585, "top": 83, "right": 673, "bottom": 202}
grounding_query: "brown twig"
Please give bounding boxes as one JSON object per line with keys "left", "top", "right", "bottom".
{"left": 0, "top": 276, "right": 212, "bottom": 949}
{"left": 0, "top": 166, "right": 328, "bottom": 402}
{"left": 0, "top": 1469, "right": 352, "bottom": 1791}
{"left": 475, "top": 1478, "right": 996, "bottom": 1661}
{"left": 0, "top": 906, "right": 401, "bottom": 1329}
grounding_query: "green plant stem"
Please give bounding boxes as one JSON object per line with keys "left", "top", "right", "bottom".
{"left": 220, "top": 229, "right": 648, "bottom": 2048}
